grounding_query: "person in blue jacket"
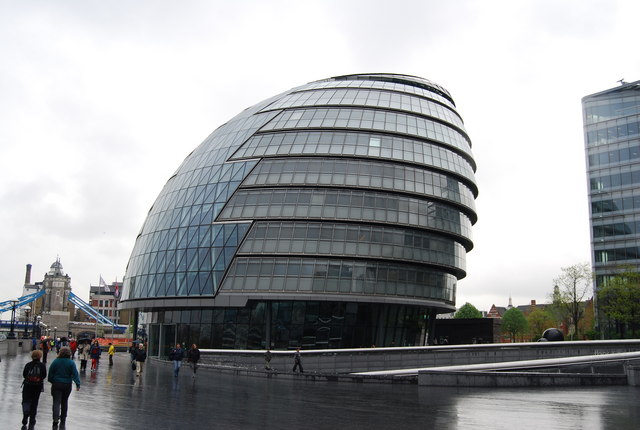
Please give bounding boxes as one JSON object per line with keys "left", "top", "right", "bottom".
{"left": 47, "top": 347, "right": 80, "bottom": 430}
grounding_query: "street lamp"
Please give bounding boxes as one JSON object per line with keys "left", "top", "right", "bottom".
{"left": 33, "top": 315, "right": 41, "bottom": 338}
{"left": 7, "top": 300, "right": 18, "bottom": 340}
{"left": 23, "top": 305, "right": 31, "bottom": 338}
{"left": 53, "top": 326, "right": 57, "bottom": 340}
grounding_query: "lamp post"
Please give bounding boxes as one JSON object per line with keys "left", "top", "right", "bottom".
{"left": 23, "top": 305, "right": 31, "bottom": 338}
{"left": 53, "top": 326, "right": 57, "bottom": 341}
{"left": 33, "top": 315, "right": 41, "bottom": 338}
{"left": 7, "top": 300, "right": 18, "bottom": 340}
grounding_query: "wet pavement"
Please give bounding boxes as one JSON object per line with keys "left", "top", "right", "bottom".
{"left": 1, "top": 349, "right": 639, "bottom": 429}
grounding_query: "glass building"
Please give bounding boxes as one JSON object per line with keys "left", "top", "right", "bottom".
{"left": 119, "top": 74, "right": 478, "bottom": 354}
{"left": 583, "top": 80, "right": 640, "bottom": 335}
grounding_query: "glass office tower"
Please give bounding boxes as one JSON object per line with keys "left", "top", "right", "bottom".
{"left": 583, "top": 80, "right": 640, "bottom": 335}
{"left": 119, "top": 74, "right": 478, "bottom": 353}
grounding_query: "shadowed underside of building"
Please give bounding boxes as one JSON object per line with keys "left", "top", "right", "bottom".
{"left": 119, "top": 73, "right": 478, "bottom": 354}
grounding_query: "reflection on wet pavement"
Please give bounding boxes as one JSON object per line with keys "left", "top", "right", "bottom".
{"left": 1, "top": 349, "right": 639, "bottom": 429}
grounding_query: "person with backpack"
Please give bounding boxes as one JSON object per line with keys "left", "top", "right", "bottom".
{"left": 187, "top": 344, "right": 200, "bottom": 377}
{"left": 48, "top": 347, "right": 80, "bottom": 429}
{"left": 169, "top": 343, "right": 184, "bottom": 377}
{"left": 89, "top": 339, "right": 101, "bottom": 372}
{"left": 21, "top": 349, "right": 47, "bottom": 430}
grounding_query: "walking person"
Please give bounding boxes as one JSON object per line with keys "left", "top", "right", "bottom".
{"left": 78, "top": 341, "right": 89, "bottom": 372}
{"left": 89, "top": 339, "right": 101, "bottom": 372}
{"left": 69, "top": 339, "right": 77, "bottom": 359}
{"left": 264, "top": 349, "right": 272, "bottom": 370}
{"left": 108, "top": 342, "right": 115, "bottom": 366}
{"left": 129, "top": 342, "right": 138, "bottom": 361}
{"left": 135, "top": 344, "right": 146, "bottom": 376}
{"left": 187, "top": 344, "right": 200, "bottom": 377}
{"left": 48, "top": 347, "right": 80, "bottom": 429}
{"left": 40, "top": 338, "right": 50, "bottom": 365}
{"left": 169, "top": 343, "right": 184, "bottom": 377}
{"left": 21, "top": 349, "right": 47, "bottom": 430}
{"left": 292, "top": 347, "right": 303, "bottom": 373}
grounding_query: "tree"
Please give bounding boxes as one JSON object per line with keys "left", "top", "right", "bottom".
{"left": 526, "top": 307, "right": 554, "bottom": 340}
{"left": 598, "top": 269, "right": 640, "bottom": 338}
{"left": 454, "top": 302, "right": 483, "bottom": 319}
{"left": 552, "top": 263, "right": 593, "bottom": 340}
{"left": 501, "top": 307, "right": 528, "bottom": 342}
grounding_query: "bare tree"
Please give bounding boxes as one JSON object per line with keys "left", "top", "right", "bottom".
{"left": 552, "top": 263, "right": 593, "bottom": 340}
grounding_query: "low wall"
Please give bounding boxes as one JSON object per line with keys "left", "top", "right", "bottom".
{"left": 198, "top": 340, "right": 640, "bottom": 374}
{"left": 418, "top": 370, "right": 628, "bottom": 387}
{"left": 152, "top": 357, "right": 416, "bottom": 384}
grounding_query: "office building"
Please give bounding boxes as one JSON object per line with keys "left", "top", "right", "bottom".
{"left": 119, "top": 74, "right": 478, "bottom": 352}
{"left": 583, "top": 79, "right": 640, "bottom": 334}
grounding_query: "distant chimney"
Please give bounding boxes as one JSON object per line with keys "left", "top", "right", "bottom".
{"left": 25, "top": 264, "right": 32, "bottom": 285}
{"left": 531, "top": 299, "right": 536, "bottom": 306}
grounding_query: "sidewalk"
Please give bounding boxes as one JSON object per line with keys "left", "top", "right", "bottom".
{"left": 0, "top": 348, "right": 440, "bottom": 429}
{"left": 2, "top": 347, "right": 638, "bottom": 429}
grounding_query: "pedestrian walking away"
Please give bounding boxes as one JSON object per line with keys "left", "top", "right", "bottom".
{"left": 292, "top": 347, "right": 303, "bottom": 373}
{"left": 264, "top": 349, "right": 272, "bottom": 370}
{"left": 187, "top": 344, "right": 200, "bottom": 377}
{"left": 135, "top": 344, "right": 147, "bottom": 375}
{"left": 108, "top": 342, "right": 115, "bottom": 366}
{"left": 69, "top": 339, "right": 77, "bottom": 359}
{"left": 169, "top": 343, "right": 184, "bottom": 377}
{"left": 89, "top": 339, "right": 101, "bottom": 372}
{"left": 48, "top": 347, "right": 80, "bottom": 429}
{"left": 40, "top": 339, "right": 50, "bottom": 365}
{"left": 21, "top": 349, "right": 47, "bottom": 430}
{"left": 78, "top": 341, "right": 89, "bottom": 372}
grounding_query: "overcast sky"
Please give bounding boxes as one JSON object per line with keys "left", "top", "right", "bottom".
{"left": 1, "top": 0, "right": 638, "bottom": 313}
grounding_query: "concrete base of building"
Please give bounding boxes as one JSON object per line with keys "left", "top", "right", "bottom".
{"left": 6, "top": 339, "right": 19, "bottom": 355}
{"left": 626, "top": 365, "right": 640, "bottom": 386}
{"left": 418, "top": 370, "right": 628, "bottom": 387}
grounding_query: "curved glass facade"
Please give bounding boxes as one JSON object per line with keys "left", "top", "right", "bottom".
{"left": 120, "top": 74, "right": 478, "bottom": 352}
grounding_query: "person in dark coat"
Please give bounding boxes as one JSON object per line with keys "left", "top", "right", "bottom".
{"left": 169, "top": 343, "right": 184, "bottom": 377}
{"left": 135, "top": 344, "right": 147, "bottom": 375}
{"left": 89, "top": 339, "right": 101, "bottom": 372}
{"left": 21, "top": 349, "right": 47, "bottom": 430}
{"left": 264, "top": 350, "right": 272, "bottom": 370}
{"left": 187, "top": 344, "right": 201, "bottom": 377}
{"left": 40, "top": 339, "right": 50, "bottom": 365}
{"left": 292, "top": 347, "right": 303, "bottom": 373}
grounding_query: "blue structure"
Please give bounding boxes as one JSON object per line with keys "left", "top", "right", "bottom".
{"left": 0, "top": 290, "right": 45, "bottom": 313}
{"left": 67, "top": 292, "right": 125, "bottom": 330}
{"left": 119, "top": 74, "right": 478, "bottom": 352}
{"left": 0, "top": 290, "right": 125, "bottom": 334}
